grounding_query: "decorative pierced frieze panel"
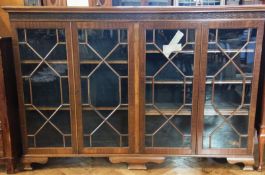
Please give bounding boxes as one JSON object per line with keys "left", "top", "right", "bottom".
{"left": 9, "top": 12, "right": 265, "bottom": 21}
{"left": 78, "top": 29, "right": 129, "bottom": 147}
{"left": 17, "top": 28, "right": 72, "bottom": 147}
{"left": 145, "top": 29, "right": 195, "bottom": 147}
{"left": 203, "top": 28, "right": 257, "bottom": 149}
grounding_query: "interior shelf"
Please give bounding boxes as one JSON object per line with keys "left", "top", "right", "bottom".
{"left": 146, "top": 80, "right": 192, "bottom": 84}
{"left": 25, "top": 105, "right": 70, "bottom": 110}
{"left": 146, "top": 50, "right": 194, "bottom": 54}
{"left": 145, "top": 107, "right": 248, "bottom": 116}
{"left": 145, "top": 80, "right": 251, "bottom": 84}
{"left": 145, "top": 49, "right": 255, "bottom": 54}
{"left": 82, "top": 106, "right": 128, "bottom": 111}
{"left": 24, "top": 105, "right": 248, "bottom": 115}
{"left": 79, "top": 60, "right": 128, "bottom": 64}
{"left": 25, "top": 105, "right": 129, "bottom": 111}
{"left": 145, "top": 107, "right": 192, "bottom": 115}
{"left": 21, "top": 60, "right": 67, "bottom": 64}
{"left": 204, "top": 106, "right": 249, "bottom": 116}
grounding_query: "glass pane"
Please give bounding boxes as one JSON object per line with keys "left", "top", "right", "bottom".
{"left": 203, "top": 116, "right": 240, "bottom": 148}
{"left": 26, "top": 29, "right": 57, "bottom": 58}
{"left": 155, "top": 29, "right": 186, "bottom": 51}
{"left": 112, "top": 0, "right": 141, "bottom": 6}
{"left": 17, "top": 28, "right": 71, "bottom": 148}
{"left": 90, "top": 64, "right": 119, "bottom": 107}
{"left": 153, "top": 84, "right": 184, "bottom": 109}
{"left": 177, "top": 0, "right": 196, "bottom": 6}
{"left": 145, "top": 115, "right": 191, "bottom": 147}
{"left": 46, "top": 44, "right": 67, "bottom": 61}
{"left": 19, "top": 44, "right": 40, "bottom": 60}
{"left": 79, "top": 28, "right": 129, "bottom": 148}
{"left": 31, "top": 64, "right": 61, "bottom": 107}
{"left": 205, "top": 84, "right": 243, "bottom": 110}
{"left": 24, "top": 0, "right": 42, "bottom": 6}
{"left": 86, "top": 29, "right": 118, "bottom": 58}
{"left": 177, "top": 0, "right": 222, "bottom": 6}
{"left": 26, "top": 109, "right": 71, "bottom": 147}
{"left": 18, "top": 29, "right": 26, "bottom": 42}
{"left": 203, "top": 28, "right": 257, "bottom": 149}
{"left": 107, "top": 45, "right": 128, "bottom": 61}
{"left": 147, "top": 0, "right": 172, "bottom": 6}
{"left": 146, "top": 30, "right": 154, "bottom": 43}
{"left": 36, "top": 123, "right": 64, "bottom": 147}
{"left": 218, "top": 29, "right": 249, "bottom": 50}
{"left": 145, "top": 28, "right": 195, "bottom": 148}
{"left": 202, "top": 0, "right": 221, "bottom": 5}
{"left": 233, "top": 49, "right": 255, "bottom": 75}
{"left": 146, "top": 52, "right": 168, "bottom": 77}
{"left": 113, "top": 0, "right": 173, "bottom": 6}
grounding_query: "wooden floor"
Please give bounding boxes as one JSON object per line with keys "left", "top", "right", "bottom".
{"left": 0, "top": 155, "right": 265, "bottom": 175}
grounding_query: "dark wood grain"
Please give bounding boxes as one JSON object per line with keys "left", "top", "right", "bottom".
{"left": 0, "top": 37, "right": 21, "bottom": 174}
{"left": 257, "top": 22, "right": 265, "bottom": 172}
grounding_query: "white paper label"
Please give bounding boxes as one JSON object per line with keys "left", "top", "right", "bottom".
{"left": 163, "top": 30, "right": 184, "bottom": 58}
{"left": 67, "top": 0, "right": 89, "bottom": 6}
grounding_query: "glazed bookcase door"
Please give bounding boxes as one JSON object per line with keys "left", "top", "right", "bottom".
{"left": 72, "top": 22, "right": 134, "bottom": 154}
{"left": 12, "top": 22, "right": 76, "bottom": 154}
{"left": 140, "top": 22, "right": 201, "bottom": 154}
{"left": 198, "top": 21, "right": 264, "bottom": 155}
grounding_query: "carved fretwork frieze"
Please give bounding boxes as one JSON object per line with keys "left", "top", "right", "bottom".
{"left": 9, "top": 11, "right": 265, "bottom": 21}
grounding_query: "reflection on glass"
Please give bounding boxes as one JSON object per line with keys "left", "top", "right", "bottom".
{"left": 112, "top": 0, "right": 141, "bottom": 6}
{"left": 202, "top": 0, "right": 221, "bottom": 5}
{"left": 176, "top": 0, "right": 223, "bottom": 6}
{"left": 145, "top": 29, "right": 195, "bottom": 148}
{"left": 147, "top": 0, "right": 172, "bottom": 5}
{"left": 27, "top": 29, "right": 57, "bottom": 57}
{"left": 113, "top": 0, "right": 172, "bottom": 5}
{"left": 205, "top": 84, "right": 242, "bottom": 110}
{"left": 177, "top": 0, "right": 196, "bottom": 6}
{"left": 203, "top": 28, "right": 257, "bottom": 149}
{"left": 203, "top": 115, "right": 248, "bottom": 148}
{"left": 17, "top": 28, "right": 71, "bottom": 148}
{"left": 146, "top": 115, "right": 191, "bottom": 147}
{"left": 24, "top": 0, "right": 41, "bottom": 6}
{"left": 31, "top": 64, "right": 61, "bottom": 107}
{"left": 79, "top": 29, "right": 129, "bottom": 147}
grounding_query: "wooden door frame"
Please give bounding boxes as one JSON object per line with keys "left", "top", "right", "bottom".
{"left": 11, "top": 21, "right": 76, "bottom": 155}
{"left": 139, "top": 21, "right": 202, "bottom": 155}
{"left": 197, "top": 20, "right": 265, "bottom": 155}
{"left": 71, "top": 21, "right": 135, "bottom": 154}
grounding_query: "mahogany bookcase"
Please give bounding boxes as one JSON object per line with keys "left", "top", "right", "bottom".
{"left": 3, "top": 5, "right": 265, "bottom": 172}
